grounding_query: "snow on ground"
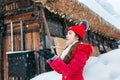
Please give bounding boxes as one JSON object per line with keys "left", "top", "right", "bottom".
{"left": 31, "top": 49, "right": 120, "bottom": 80}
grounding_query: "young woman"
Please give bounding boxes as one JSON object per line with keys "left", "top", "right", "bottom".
{"left": 38, "top": 21, "right": 93, "bottom": 80}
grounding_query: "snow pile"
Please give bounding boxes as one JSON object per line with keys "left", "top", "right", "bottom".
{"left": 84, "top": 49, "right": 120, "bottom": 80}
{"left": 31, "top": 71, "right": 62, "bottom": 80}
{"left": 31, "top": 49, "right": 120, "bottom": 80}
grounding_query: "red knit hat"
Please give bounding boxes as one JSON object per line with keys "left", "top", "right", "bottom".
{"left": 67, "top": 24, "right": 85, "bottom": 40}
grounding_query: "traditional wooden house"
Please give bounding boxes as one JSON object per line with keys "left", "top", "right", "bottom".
{"left": 0, "top": 0, "right": 120, "bottom": 80}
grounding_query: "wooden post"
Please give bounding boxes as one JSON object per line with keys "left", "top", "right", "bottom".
{"left": 10, "top": 20, "right": 14, "bottom": 52}
{"left": 40, "top": 4, "right": 54, "bottom": 53}
{"left": 0, "top": 32, "right": 4, "bottom": 80}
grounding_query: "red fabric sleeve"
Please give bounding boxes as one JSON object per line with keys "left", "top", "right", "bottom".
{"left": 48, "top": 44, "right": 93, "bottom": 75}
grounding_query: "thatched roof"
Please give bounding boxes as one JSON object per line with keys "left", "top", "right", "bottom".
{"left": 34, "top": 0, "right": 120, "bottom": 40}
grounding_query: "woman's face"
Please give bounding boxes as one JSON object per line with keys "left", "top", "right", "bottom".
{"left": 66, "top": 30, "right": 79, "bottom": 45}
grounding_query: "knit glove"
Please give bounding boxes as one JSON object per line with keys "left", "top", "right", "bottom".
{"left": 36, "top": 49, "right": 57, "bottom": 62}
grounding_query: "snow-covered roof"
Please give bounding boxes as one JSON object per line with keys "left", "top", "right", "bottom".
{"left": 78, "top": 0, "right": 120, "bottom": 31}
{"left": 34, "top": 0, "right": 120, "bottom": 40}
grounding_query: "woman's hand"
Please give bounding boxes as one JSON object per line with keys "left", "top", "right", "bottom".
{"left": 36, "top": 49, "right": 57, "bottom": 61}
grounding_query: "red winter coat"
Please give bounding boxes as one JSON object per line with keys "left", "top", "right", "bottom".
{"left": 48, "top": 43, "right": 93, "bottom": 80}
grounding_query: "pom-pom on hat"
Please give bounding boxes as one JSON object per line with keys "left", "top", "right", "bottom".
{"left": 67, "top": 24, "right": 86, "bottom": 40}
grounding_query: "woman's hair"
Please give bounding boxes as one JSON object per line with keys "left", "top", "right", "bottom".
{"left": 63, "top": 33, "right": 82, "bottom": 64}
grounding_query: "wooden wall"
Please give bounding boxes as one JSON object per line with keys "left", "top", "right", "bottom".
{"left": 3, "top": 23, "right": 40, "bottom": 80}
{"left": 2, "top": 6, "right": 66, "bottom": 80}
{"left": 3, "top": 7, "right": 41, "bottom": 79}
{"left": 0, "top": 33, "right": 3, "bottom": 80}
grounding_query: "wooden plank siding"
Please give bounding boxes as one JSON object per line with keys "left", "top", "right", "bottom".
{"left": 0, "top": 33, "right": 4, "bottom": 80}
{"left": 3, "top": 28, "right": 40, "bottom": 80}
{"left": 2, "top": 7, "right": 65, "bottom": 79}
{"left": 3, "top": 8, "right": 41, "bottom": 79}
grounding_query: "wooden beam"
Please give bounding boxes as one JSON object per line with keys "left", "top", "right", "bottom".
{"left": 6, "top": 22, "right": 39, "bottom": 35}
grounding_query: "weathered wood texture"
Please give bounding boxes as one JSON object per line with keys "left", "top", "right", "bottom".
{"left": 3, "top": 10, "right": 40, "bottom": 79}
{"left": 3, "top": 31, "right": 40, "bottom": 80}
{"left": 92, "top": 46, "right": 100, "bottom": 56}
{"left": 4, "top": 12, "right": 33, "bottom": 24}
{"left": 4, "top": 0, "right": 31, "bottom": 10}
{"left": 54, "top": 37, "right": 66, "bottom": 56}
{"left": 0, "top": 33, "right": 3, "bottom": 80}
{"left": 1, "top": 1, "right": 50, "bottom": 80}
{"left": 5, "top": 2, "right": 19, "bottom": 11}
